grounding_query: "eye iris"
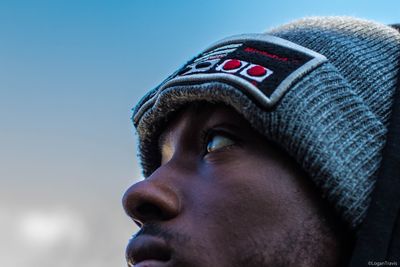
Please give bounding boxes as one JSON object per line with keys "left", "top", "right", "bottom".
{"left": 207, "top": 135, "right": 234, "bottom": 153}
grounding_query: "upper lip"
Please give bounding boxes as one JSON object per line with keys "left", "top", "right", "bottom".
{"left": 126, "top": 235, "right": 172, "bottom": 266}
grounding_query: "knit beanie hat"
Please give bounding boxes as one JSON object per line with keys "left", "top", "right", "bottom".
{"left": 132, "top": 17, "right": 400, "bottom": 229}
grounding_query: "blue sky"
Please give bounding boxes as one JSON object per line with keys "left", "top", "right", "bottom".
{"left": 1, "top": 1, "right": 399, "bottom": 266}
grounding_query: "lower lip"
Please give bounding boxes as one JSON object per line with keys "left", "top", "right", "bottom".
{"left": 133, "top": 260, "right": 169, "bottom": 267}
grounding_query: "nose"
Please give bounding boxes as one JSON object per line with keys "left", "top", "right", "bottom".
{"left": 122, "top": 178, "right": 180, "bottom": 227}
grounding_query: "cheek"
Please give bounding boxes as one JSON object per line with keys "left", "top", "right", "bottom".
{"left": 188, "top": 157, "right": 290, "bottom": 240}
{"left": 171, "top": 151, "right": 321, "bottom": 265}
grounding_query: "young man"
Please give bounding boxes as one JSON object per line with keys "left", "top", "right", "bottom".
{"left": 123, "top": 17, "right": 400, "bottom": 266}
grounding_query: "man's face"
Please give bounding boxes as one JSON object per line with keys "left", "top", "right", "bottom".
{"left": 123, "top": 103, "right": 347, "bottom": 267}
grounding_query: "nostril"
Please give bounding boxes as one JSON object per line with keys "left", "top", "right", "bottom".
{"left": 136, "top": 202, "right": 164, "bottom": 221}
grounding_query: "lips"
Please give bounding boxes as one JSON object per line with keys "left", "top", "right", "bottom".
{"left": 126, "top": 235, "right": 172, "bottom": 267}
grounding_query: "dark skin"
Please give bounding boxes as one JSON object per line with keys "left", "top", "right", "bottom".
{"left": 123, "top": 103, "right": 350, "bottom": 267}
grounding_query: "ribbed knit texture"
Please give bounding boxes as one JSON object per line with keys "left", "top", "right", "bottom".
{"left": 268, "top": 17, "right": 400, "bottom": 126}
{"left": 132, "top": 17, "right": 400, "bottom": 229}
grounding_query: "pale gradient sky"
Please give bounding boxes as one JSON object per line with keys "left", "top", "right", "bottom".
{"left": 1, "top": 1, "right": 399, "bottom": 266}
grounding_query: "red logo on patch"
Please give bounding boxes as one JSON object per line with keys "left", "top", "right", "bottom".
{"left": 244, "top": 47, "right": 290, "bottom": 62}
{"left": 247, "top": 65, "right": 267, "bottom": 76}
{"left": 222, "top": 59, "right": 242, "bottom": 70}
{"left": 216, "top": 59, "right": 273, "bottom": 83}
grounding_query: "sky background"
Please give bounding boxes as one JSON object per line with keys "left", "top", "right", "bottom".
{"left": 1, "top": 1, "right": 399, "bottom": 266}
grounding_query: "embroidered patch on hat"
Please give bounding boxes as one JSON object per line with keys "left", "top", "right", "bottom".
{"left": 134, "top": 34, "right": 327, "bottom": 124}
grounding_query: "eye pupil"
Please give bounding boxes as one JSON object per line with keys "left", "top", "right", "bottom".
{"left": 206, "top": 135, "right": 235, "bottom": 153}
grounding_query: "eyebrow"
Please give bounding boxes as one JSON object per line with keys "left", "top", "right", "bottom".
{"left": 208, "top": 122, "right": 242, "bottom": 132}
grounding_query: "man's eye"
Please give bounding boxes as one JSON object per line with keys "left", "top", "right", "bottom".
{"left": 206, "top": 134, "right": 235, "bottom": 153}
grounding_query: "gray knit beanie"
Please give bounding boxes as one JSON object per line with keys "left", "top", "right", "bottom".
{"left": 132, "top": 17, "right": 400, "bottom": 229}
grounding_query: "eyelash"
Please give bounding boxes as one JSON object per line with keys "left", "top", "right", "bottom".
{"left": 199, "top": 128, "right": 238, "bottom": 155}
